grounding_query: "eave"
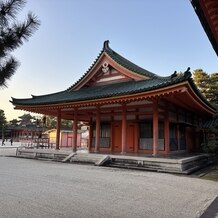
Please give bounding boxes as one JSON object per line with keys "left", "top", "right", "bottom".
{"left": 191, "top": 0, "right": 218, "bottom": 56}
{"left": 13, "top": 80, "right": 216, "bottom": 118}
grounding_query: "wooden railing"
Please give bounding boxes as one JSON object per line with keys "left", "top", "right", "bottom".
{"left": 19, "top": 138, "right": 52, "bottom": 148}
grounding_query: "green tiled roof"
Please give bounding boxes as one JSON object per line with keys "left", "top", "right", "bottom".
{"left": 203, "top": 116, "right": 218, "bottom": 130}
{"left": 8, "top": 124, "right": 45, "bottom": 131}
{"left": 12, "top": 72, "right": 191, "bottom": 106}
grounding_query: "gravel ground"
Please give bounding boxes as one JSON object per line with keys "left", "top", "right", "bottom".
{"left": 0, "top": 157, "right": 217, "bottom": 218}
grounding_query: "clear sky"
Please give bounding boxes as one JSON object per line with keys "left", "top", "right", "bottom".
{"left": 0, "top": 0, "right": 217, "bottom": 121}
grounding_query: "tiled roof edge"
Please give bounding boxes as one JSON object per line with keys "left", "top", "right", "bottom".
{"left": 188, "top": 77, "right": 217, "bottom": 111}
{"left": 66, "top": 46, "right": 105, "bottom": 91}
{"left": 191, "top": 0, "right": 218, "bottom": 57}
{"left": 12, "top": 71, "right": 191, "bottom": 106}
{"left": 202, "top": 116, "right": 218, "bottom": 130}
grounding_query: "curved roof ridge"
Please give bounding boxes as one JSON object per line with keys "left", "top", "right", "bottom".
{"left": 67, "top": 40, "right": 162, "bottom": 91}
{"left": 103, "top": 40, "right": 160, "bottom": 79}
{"left": 188, "top": 76, "right": 217, "bottom": 111}
{"left": 11, "top": 90, "right": 67, "bottom": 102}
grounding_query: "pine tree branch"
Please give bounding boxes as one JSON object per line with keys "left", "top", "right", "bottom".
{"left": 0, "top": 56, "right": 19, "bottom": 87}
{"left": 0, "top": 0, "right": 25, "bottom": 26}
{"left": 0, "top": 12, "right": 40, "bottom": 57}
{"left": 0, "top": 0, "right": 40, "bottom": 88}
{"left": 15, "top": 12, "right": 40, "bottom": 40}
{"left": 0, "top": 27, "right": 18, "bottom": 57}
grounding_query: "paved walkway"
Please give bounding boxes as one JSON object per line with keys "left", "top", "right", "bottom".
{"left": 0, "top": 157, "right": 217, "bottom": 218}
{"left": 0, "top": 142, "right": 21, "bottom": 156}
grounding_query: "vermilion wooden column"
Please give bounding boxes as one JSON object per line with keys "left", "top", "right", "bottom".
{"left": 176, "top": 125, "right": 180, "bottom": 150}
{"left": 95, "top": 108, "right": 100, "bottom": 152}
{"left": 176, "top": 108, "right": 180, "bottom": 150}
{"left": 152, "top": 100, "right": 158, "bottom": 156}
{"left": 72, "top": 108, "right": 78, "bottom": 152}
{"left": 164, "top": 111, "right": 170, "bottom": 154}
{"left": 110, "top": 114, "right": 114, "bottom": 152}
{"left": 121, "top": 103, "right": 127, "bottom": 154}
{"left": 56, "top": 109, "right": 61, "bottom": 150}
{"left": 88, "top": 119, "right": 92, "bottom": 152}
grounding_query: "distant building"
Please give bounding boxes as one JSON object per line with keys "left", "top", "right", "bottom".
{"left": 43, "top": 129, "right": 87, "bottom": 148}
{"left": 8, "top": 124, "right": 45, "bottom": 142}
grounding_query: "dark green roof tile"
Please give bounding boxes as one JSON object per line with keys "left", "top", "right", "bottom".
{"left": 12, "top": 73, "right": 190, "bottom": 106}
{"left": 202, "top": 116, "right": 218, "bottom": 130}
{"left": 104, "top": 41, "right": 159, "bottom": 79}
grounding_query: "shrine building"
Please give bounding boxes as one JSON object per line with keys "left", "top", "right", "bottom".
{"left": 11, "top": 41, "right": 216, "bottom": 155}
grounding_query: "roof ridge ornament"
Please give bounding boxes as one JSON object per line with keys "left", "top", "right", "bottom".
{"left": 170, "top": 67, "right": 191, "bottom": 80}
{"left": 103, "top": 40, "right": 110, "bottom": 50}
{"left": 171, "top": 71, "right": 177, "bottom": 79}
{"left": 184, "top": 67, "right": 191, "bottom": 78}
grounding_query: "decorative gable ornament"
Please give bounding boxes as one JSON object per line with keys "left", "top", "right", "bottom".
{"left": 102, "top": 62, "right": 109, "bottom": 73}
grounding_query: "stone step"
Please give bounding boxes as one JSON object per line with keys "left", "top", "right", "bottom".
{"left": 95, "top": 155, "right": 111, "bottom": 166}
{"left": 108, "top": 155, "right": 211, "bottom": 174}
{"left": 15, "top": 148, "right": 211, "bottom": 174}
{"left": 108, "top": 163, "right": 183, "bottom": 174}
{"left": 62, "top": 153, "right": 76, "bottom": 162}
{"left": 108, "top": 161, "right": 182, "bottom": 173}
{"left": 16, "top": 149, "right": 105, "bottom": 164}
{"left": 111, "top": 158, "right": 180, "bottom": 168}
{"left": 70, "top": 154, "right": 104, "bottom": 164}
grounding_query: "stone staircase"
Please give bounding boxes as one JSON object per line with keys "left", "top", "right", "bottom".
{"left": 16, "top": 148, "right": 211, "bottom": 174}
{"left": 107, "top": 154, "right": 211, "bottom": 174}
{"left": 16, "top": 148, "right": 71, "bottom": 161}
{"left": 16, "top": 148, "right": 107, "bottom": 165}
{"left": 69, "top": 153, "right": 109, "bottom": 165}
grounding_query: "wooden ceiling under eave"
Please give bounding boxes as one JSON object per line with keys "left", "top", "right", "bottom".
{"left": 191, "top": 0, "right": 218, "bottom": 56}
